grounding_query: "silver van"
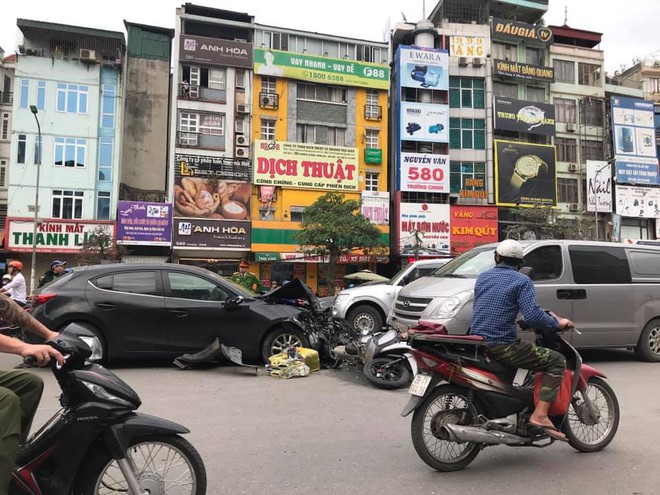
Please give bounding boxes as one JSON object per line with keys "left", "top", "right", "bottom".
{"left": 388, "top": 240, "right": 660, "bottom": 361}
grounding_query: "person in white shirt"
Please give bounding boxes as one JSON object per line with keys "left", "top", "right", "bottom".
{"left": 0, "top": 261, "right": 27, "bottom": 307}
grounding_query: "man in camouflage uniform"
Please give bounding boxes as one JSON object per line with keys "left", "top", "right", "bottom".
{"left": 231, "top": 260, "right": 264, "bottom": 293}
{"left": 470, "top": 240, "right": 573, "bottom": 442}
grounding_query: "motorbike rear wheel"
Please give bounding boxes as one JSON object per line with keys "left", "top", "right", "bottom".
{"left": 411, "top": 384, "right": 482, "bottom": 472}
{"left": 363, "top": 357, "right": 411, "bottom": 389}
{"left": 564, "top": 377, "right": 619, "bottom": 453}
{"left": 77, "top": 434, "right": 207, "bottom": 495}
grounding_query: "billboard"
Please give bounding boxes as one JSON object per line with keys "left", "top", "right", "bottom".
{"left": 615, "top": 185, "right": 660, "bottom": 218}
{"left": 117, "top": 202, "right": 172, "bottom": 246}
{"left": 253, "top": 48, "right": 389, "bottom": 89}
{"left": 493, "top": 97, "right": 555, "bottom": 136}
{"left": 493, "top": 60, "right": 554, "bottom": 82}
{"left": 6, "top": 219, "right": 115, "bottom": 253}
{"left": 179, "top": 35, "right": 252, "bottom": 68}
{"left": 172, "top": 218, "right": 251, "bottom": 250}
{"left": 491, "top": 18, "right": 554, "bottom": 45}
{"left": 398, "top": 152, "right": 450, "bottom": 192}
{"left": 449, "top": 36, "right": 486, "bottom": 58}
{"left": 586, "top": 161, "right": 613, "bottom": 213}
{"left": 611, "top": 96, "right": 659, "bottom": 185}
{"left": 253, "top": 140, "right": 359, "bottom": 191}
{"left": 361, "top": 191, "right": 389, "bottom": 225}
{"left": 450, "top": 206, "right": 498, "bottom": 254}
{"left": 400, "top": 102, "right": 449, "bottom": 143}
{"left": 495, "top": 140, "right": 557, "bottom": 207}
{"left": 397, "top": 46, "right": 449, "bottom": 90}
{"left": 398, "top": 203, "right": 450, "bottom": 256}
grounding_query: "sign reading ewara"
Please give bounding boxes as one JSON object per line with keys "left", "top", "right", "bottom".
{"left": 6, "top": 218, "right": 115, "bottom": 253}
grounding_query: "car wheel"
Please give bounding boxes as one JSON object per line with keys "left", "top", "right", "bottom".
{"left": 347, "top": 305, "right": 383, "bottom": 335}
{"left": 64, "top": 322, "right": 107, "bottom": 363}
{"left": 634, "top": 318, "right": 660, "bottom": 362}
{"left": 261, "top": 327, "right": 310, "bottom": 363}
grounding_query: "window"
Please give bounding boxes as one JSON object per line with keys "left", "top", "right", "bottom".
{"left": 261, "top": 77, "right": 276, "bottom": 94}
{"left": 296, "top": 124, "right": 316, "bottom": 144}
{"left": 0, "top": 160, "right": 6, "bottom": 187}
{"left": 582, "top": 99, "right": 604, "bottom": 127}
{"left": 297, "top": 83, "right": 346, "bottom": 103}
{"left": 492, "top": 42, "right": 517, "bottom": 62}
{"left": 98, "top": 138, "right": 113, "bottom": 181}
{"left": 554, "top": 98, "right": 576, "bottom": 123}
{"left": 101, "top": 84, "right": 116, "bottom": 128}
{"left": 20, "top": 80, "right": 29, "bottom": 109}
{"left": 553, "top": 59, "right": 575, "bottom": 84}
{"left": 365, "top": 172, "right": 379, "bottom": 191}
{"left": 56, "top": 83, "right": 88, "bottom": 113}
{"left": 526, "top": 47, "right": 542, "bottom": 66}
{"left": 97, "top": 191, "right": 111, "bottom": 220}
{"left": 365, "top": 89, "right": 381, "bottom": 119}
{"left": 365, "top": 129, "right": 379, "bottom": 149}
{"left": 650, "top": 78, "right": 660, "bottom": 94}
{"left": 629, "top": 250, "right": 660, "bottom": 277}
{"left": 569, "top": 246, "right": 631, "bottom": 284}
{"left": 200, "top": 114, "right": 224, "bottom": 136}
{"left": 526, "top": 86, "right": 545, "bottom": 103}
{"left": 555, "top": 137, "right": 577, "bottom": 162}
{"left": 493, "top": 81, "right": 518, "bottom": 99}
{"left": 327, "top": 127, "right": 346, "bottom": 146}
{"left": 111, "top": 271, "right": 159, "bottom": 295}
{"left": 449, "top": 118, "right": 486, "bottom": 150}
{"left": 236, "top": 70, "right": 246, "bottom": 89}
{"left": 449, "top": 78, "right": 485, "bottom": 109}
{"left": 262, "top": 31, "right": 289, "bottom": 51}
{"left": 260, "top": 119, "right": 275, "bottom": 140}
{"left": 54, "top": 138, "right": 87, "bottom": 167}
{"left": 578, "top": 63, "right": 601, "bottom": 87}
{"left": 523, "top": 245, "right": 562, "bottom": 281}
{"left": 296, "top": 125, "right": 345, "bottom": 146}
{"left": 290, "top": 206, "right": 306, "bottom": 222}
{"left": 208, "top": 68, "right": 226, "bottom": 90}
{"left": 558, "top": 178, "right": 578, "bottom": 204}
{"left": 168, "top": 272, "right": 229, "bottom": 301}
{"left": 449, "top": 162, "right": 486, "bottom": 194}
{"left": 1, "top": 113, "right": 8, "bottom": 140}
{"left": 17, "top": 134, "right": 26, "bottom": 164}
{"left": 581, "top": 140, "right": 604, "bottom": 161}
{"left": 34, "top": 135, "right": 42, "bottom": 165}
{"left": 37, "top": 81, "right": 46, "bottom": 110}
{"left": 52, "top": 190, "right": 84, "bottom": 219}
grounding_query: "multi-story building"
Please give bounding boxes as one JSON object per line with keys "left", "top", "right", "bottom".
{"left": 0, "top": 48, "right": 15, "bottom": 252}
{"left": 5, "top": 19, "right": 125, "bottom": 292}
{"left": 612, "top": 61, "right": 660, "bottom": 104}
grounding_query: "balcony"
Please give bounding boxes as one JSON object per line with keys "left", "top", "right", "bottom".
{"left": 364, "top": 104, "right": 382, "bottom": 121}
{"left": 259, "top": 92, "right": 279, "bottom": 110}
{"left": 0, "top": 92, "right": 13, "bottom": 105}
{"left": 176, "top": 131, "right": 225, "bottom": 151}
{"left": 178, "top": 83, "right": 226, "bottom": 104}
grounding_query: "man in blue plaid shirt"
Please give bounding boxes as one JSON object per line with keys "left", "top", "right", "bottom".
{"left": 471, "top": 240, "right": 573, "bottom": 442}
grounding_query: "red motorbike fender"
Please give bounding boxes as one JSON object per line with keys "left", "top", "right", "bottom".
{"left": 577, "top": 364, "right": 607, "bottom": 391}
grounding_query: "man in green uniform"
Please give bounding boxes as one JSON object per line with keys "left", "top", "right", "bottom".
{"left": 231, "top": 260, "right": 264, "bottom": 293}
{"left": 0, "top": 292, "right": 64, "bottom": 492}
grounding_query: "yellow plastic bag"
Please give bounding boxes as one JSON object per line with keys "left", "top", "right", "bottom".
{"left": 296, "top": 347, "right": 320, "bottom": 372}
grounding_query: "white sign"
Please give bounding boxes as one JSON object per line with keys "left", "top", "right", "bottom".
{"left": 586, "top": 160, "right": 612, "bottom": 213}
{"left": 615, "top": 185, "right": 660, "bottom": 218}
{"left": 449, "top": 36, "right": 486, "bottom": 57}
{"left": 361, "top": 191, "right": 389, "bottom": 225}
{"left": 400, "top": 102, "right": 449, "bottom": 143}
{"left": 398, "top": 47, "right": 449, "bottom": 91}
{"left": 398, "top": 203, "right": 450, "bottom": 255}
{"left": 6, "top": 219, "right": 115, "bottom": 253}
{"left": 399, "top": 152, "right": 450, "bottom": 193}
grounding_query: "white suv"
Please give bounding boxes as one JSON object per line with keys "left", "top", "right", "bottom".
{"left": 331, "top": 259, "right": 451, "bottom": 334}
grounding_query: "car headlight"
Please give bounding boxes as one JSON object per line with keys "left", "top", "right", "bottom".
{"left": 334, "top": 294, "right": 351, "bottom": 305}
{"left": 430, "top": 291, "right": 473, "bottom": 319}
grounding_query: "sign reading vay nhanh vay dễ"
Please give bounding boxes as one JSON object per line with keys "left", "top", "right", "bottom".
{"left": 6, "top": 219, "right": 115, "bottom": 253}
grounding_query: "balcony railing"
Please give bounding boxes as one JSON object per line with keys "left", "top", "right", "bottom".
{"left": 259, "top": 92, "right": 279, "bottom": 109}
{"left": 178, "top": 83, "right": 226, "bottom": 103}
{"left": 364, "top": 104, "right": 382, "bottom": 121}
{"left": 176, "top": 131, "right": 225, "bottom": 150}
{"left": 0, "top": 92, "right": 13, "bottom": 105}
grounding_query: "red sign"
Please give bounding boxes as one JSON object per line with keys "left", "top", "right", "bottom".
{"left": 450, "top": 206, "right": 498, "bottom": 254}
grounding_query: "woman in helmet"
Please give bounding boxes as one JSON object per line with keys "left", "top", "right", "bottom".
{"left": 0, "top": 261, "right": 27, "bottom": 307}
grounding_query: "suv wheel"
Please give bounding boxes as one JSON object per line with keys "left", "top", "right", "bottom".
{"left": 347, "top": 305, "right": 383, "bottom": 335}
{"left": 261, "top": 327, "right": 310, "bottom": 363}
{"left": 635, "top": 319, "right": 660, "bottom": 362}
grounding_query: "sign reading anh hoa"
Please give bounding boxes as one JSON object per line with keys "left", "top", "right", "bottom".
{"left": 361, "top": 191, "right": 389, "bottom": 225}
{"left": 253, "top": 140, "right": 359, "bottom": 191}
{"left": 397, "top": 46, "right": 449, "bottom": 90}
{"left": 615, "top": 185, "right": 660, "bottom": 218}
{"left": 586, "top": 161, "right": 613, "bottom": 213}
{"left": 449, "top": 36, "right": 486, "bottom": 57}
{"left": 398, "top": 152, "right": 450, "bottom": 192}
{"left": 172, "top": 218, "right": 251, "bottom": 250}
{"left": 180, "top": 35, "right": 252, "bottom": 68}
{"left": 6, "top": 219, "right": 115, "bottom": 253}
{"left": 450, "top": 206, "right": 498, "bottom": 254}
{"left": 398, "top": 203, "right": 450, "bottom": 256}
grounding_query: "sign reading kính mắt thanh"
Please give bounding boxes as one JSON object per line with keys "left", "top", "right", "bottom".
{"left": 6, "top": 219, "right": 115, "bottom": 253}
{"left": 253, "top": 48, "right": 389, "bottom": 89}
{"left": 253, "top": 140, "right": 359, "bottom": 191}
{"left": 180, "top": 35, "right": 252, "bottom": 68}
{"left": 494, "top": 60, "right": 554, "bottom": 82}
{"left": 491, "top": 18, "right": 554, "bottom": 45}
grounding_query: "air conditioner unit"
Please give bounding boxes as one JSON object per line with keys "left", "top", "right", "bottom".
{"left": 472, "top": 57, "right": 483, "bottom": 67}
{"left": 568, "top": 163, "right": 578, "bottom": 172}
{"left": 569, "top": 203, "right": 580, "bottom": 212}
{"left": 261, "top": 93, "right": 278, "bottom": 108}
{"left": 566, "top": 123, "right": 577, "bottom": 132}
{"left": 236, "top": 146, "right": 250, "bottom": 158}
{"left": 237, "top": 104, "right": 250, "bottom": 114}
{"left": 79, "top": 49, "right": 97, "bottom": 62}
{"left": 235, "top": 135, "right": 249, "bottom": 147}
{"left": 458, "top": 57, "right": 468, "bottom": 67}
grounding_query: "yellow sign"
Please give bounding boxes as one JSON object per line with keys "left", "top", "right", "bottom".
{"left": 449, "top": 36, "right": 486, "bottom": 57}
{"left": 254, "top": 140, "right": 359, "bottom": 191}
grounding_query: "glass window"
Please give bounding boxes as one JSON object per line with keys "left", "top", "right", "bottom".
{"left": 296, "top": 124, "right": 316, "bottom": 143}
{"left": 0, "top": 160, "right": 6, "bottom": 187}
{"left": 98, "top": 138, "right": 113, "bottom": 181}
{"left": 101, "top": 84, "right": 116, "bottom": 129}
{"left": 260, "top": 119, "right": 275, "bottom": 140}
{"left": 17, "top": 134, "right": 26, "bottom": 164}
{"left": 51, "top": 190, "right": 84, "bottom": 219}
{"left": 523, "top": 245, "right": 563, "bottom": 281}
{"left": 297, "top": 83, "right": 346, "bottom": 103}
{"left": 556, "top": 137, "right": 577, "bottom": 162}
{"left": 492, "top": 42, "right": 517, "bottom": 62}
{"left": 37, "top": 81, "right": 46, "bottom": 110}
{"left": 582, "top": 99, "right": 604, "bottom": 127}
{"left": 558, "top": 178, "right": 579, "bottom": 204}
{"left": 208, "top": 68, "right": 226, "bottom": 90}
{"left": 493, "top": 82, "right": 518, "bottom": 98}
{"left": 450, "top": 118, "right": 485, "bottom": 150}
{"left": 365, "top": 172, "right": 378, "bottom": 191}
{"left": 365, "top": 129, "right": 379, "bottom": 148}
{"left": 261, "top": 77, "right": 276, "bottom": 94}
{"left": 526, "top": 47, "right": 542, "bottom": 66}
{"left": 236, "top": 70, "right": 246, "bottom": 89}
{"left": 629, "top": 250, "right": 660, "bottom": 277}
{"left": 578, "top": 63, "right": 602, "bottom": 87}
{"left": 449, "top": 77, "right": 485, "bottom": 109}
{"left": 97, "top": 191, "right": 110, "bottom": 220}
{"left": 56, "top": 83, "right": 88, "bottom": 113}
{"left": 581, "top": 140, "right": 604, "bottom": 161}
{"left": 449, "top": 161, "right": 487, "bottom": 194}
{"left": 527, "top": 86, "right": 545, "bottom": 103}
{"left": 1, "top": 113, "right": 8, "bottom": 140}
{"left": 20, "top": 80, "right": 29, "bottom": 109}
{"left": 554, "top": 98, "right": 576, "bottom": 123}
{"left": 93, "top": 275, "right": 113, "bottom": 290}
{"left": 112, "top": 271, "right": 159, "bottom": 295}
{"left": 199, "top": 114, "right": 224, "bottom": 136}
{"left": 554, "top": 59, "right": 575, "bottom": 84}
{"left": 569, "top": 246, "right": 631, "bottom": 284}
{"left": 167, "top": 272, "right": 229, "bottom": 301}
{"left": 54, "top": 138, "right": 86, "bottom": 167}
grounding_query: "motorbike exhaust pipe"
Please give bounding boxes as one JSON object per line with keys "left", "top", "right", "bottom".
{"left": 441, "top": 424, "right": 530, "bottom": 446}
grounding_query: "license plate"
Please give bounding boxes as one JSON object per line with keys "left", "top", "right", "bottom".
{"left": 408, "top": 374, "right": 431, "bottom": 397}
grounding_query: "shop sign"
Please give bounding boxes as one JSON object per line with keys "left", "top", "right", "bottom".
{"left": 459, "top": 177, "right": 488, "bottom": 200}
{"left": 450, "top": 206, "right": 498, "bottom": 254}
{"left": 361, "top": 191, "right": 389, "bottom": 225}
{"left": 175, "top": 153, "right": 251, "bottom": 182}
{"left": 449, "top": 36, "right": 486, "bottom": 57}
{"left": 117, "top": 201, "right": 172, "bottom": 246}
{"left": 398, "top": 152, "right": 450, "bottom": 192}
{"left": 397, "top": 46, "right": 449, "bottom": 91}
{"left": 365, "top": 148, "right": 382, "bottom": 164}
{"left": 491, "top": 18, "right": 554, "bottom": 45}
{"left": 615, "top": 185, "right": 660, "bottom": 218}
{"left": 280, "top": 253, "right": 389, "bottom": 263}
{"left": 6, "top": 219, "right": 115, "bottom": 253}
{"left": 180, "top": 35, "right": 252, "bottom": 68}
{"left": 494, "top": 60, "right": 554, "bottom": 82}
{"left": 494, "top": 97, "right": 555, "bottom": 136}
{"left": 253, "top": 140, "right": 359, "bottom": 191}
{"left": 400, "top": 102, "right": 449, "bottom": 143}
{"left": 172, "top": 218, "right": 250, "bottom": 250}
{"left": 398, "top": 203, "right": 450, "bottom": 256}
{"left": 586, "top": 161, "right": 613, "bottom": 213}
{"left": 254, "top": 252, "right": 281, "bottom": 262}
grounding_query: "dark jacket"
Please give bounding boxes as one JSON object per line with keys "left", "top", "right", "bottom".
{"left": 38, "top": 270, "right": 56, "bottom": 288}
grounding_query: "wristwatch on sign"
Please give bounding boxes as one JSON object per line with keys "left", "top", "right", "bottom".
{"left": 509, "top": 155, "right": 548, "bottom": 190}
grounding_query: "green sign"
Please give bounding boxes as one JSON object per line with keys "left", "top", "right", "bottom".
{"left": 365, "top": 148, "right": 382, "bottom": 164}
{"left": 254, "top": 48, "right": 389, "bottom": 89}
{"left": 254, "top": 252, "right": 281, "bottom": 262}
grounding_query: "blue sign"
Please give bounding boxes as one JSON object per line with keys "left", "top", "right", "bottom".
{"left": 397, "top": 46, "right": 449, "bottom": 91}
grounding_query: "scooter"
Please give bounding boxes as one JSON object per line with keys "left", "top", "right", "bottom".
{"left": 401, "top": 319, "right": 620, "bottom": 472}
{"left": 10, "top": 323, "right": 207, "bottom": 494}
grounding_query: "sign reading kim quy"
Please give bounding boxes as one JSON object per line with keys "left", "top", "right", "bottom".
{"left": 495, "top": 140, "right": 557, "bottom": 208}
{"left": 172, "top": 218, "right": 251, "bottom": 250}
{"left": 494, "top": 60, "right": 554, "bottom": 82}
{"left": 450, "top": 206, "right": 498, "bottom": 254}
{"left": 491, "top": 18, "right": 554, "bottom": 45}
{"left": 494, "top": 97, "right": 555, "bottom": 136}
{"left": 180, "top": 35, "right": 252, "bottom": 68}
{"left": 253, "top": 140, "right": 359, "bottom": 192}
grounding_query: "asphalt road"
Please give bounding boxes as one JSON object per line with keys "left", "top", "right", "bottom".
{"left": 2, "top": 349, "right": 659, "bottom": 495}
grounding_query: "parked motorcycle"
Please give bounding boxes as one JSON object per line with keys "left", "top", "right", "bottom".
{"left": 402, "top": 320, "right": 619, "bottom": 472}
{"left": 10, "top": 324, "right": 207, "bottom": 494}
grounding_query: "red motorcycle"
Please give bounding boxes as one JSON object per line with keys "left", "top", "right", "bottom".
{"left": 402, "top": 319, "right": 620, "bottom": 472}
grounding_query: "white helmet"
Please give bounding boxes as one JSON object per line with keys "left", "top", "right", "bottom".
{"left": 496, "top": 239, "right": 523, "bottom": 260}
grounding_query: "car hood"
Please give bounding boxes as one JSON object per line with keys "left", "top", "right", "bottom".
{"left": 398, "top": 276, "right": 476, "bottom": 298}
{"left": 338, "top": 282, "right": 392, "bottom": 297}
{"left": 262, "top": 278, "right": 323, "bottom": 312}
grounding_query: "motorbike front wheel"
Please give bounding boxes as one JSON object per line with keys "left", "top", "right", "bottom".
{"left": 77, "top": 434, "right": 207, "bottom": 495}
{"left": 363, "top": 357, "right": 412, "bottom": 389}
{"left": 411, "top": 384, "right": 482, "bottom": 472}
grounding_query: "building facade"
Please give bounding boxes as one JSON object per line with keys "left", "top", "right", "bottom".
{"left": 0, "top": 49, "right": 15, "bottom": 251}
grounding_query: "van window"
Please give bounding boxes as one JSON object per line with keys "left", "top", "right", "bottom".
{"left": 523, "top": 245, "right": 562, "bottom": 280}
{"left": 628, "top": 250, "right": 660, "bottom": 278}
{"left": 569, "top": 246, "right": 631, "bottom": 284}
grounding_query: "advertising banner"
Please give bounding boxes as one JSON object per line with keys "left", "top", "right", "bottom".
{"left": 397, "top": 46, "right": 449, "bottom": 90}
{"left": 398, "top": 203, "right": 450, "bottom": 256}
{"left": 400, "top": 102, "right": 449, "bottom": 143}
{"left": 253, "top": 48, "right": 389, "bottom": 89}
{"left": 615, "top": 185, "right": 660, "bottom": 218}
{"left": 586, "top": 161, "right": 613, "bottom": 213}
{"left": 493, "top": 59, "right": 554, "bottom": 82}
{"left": 180, "top": 35, "right": 252, "bottom": 68}
{"left": 611, "top": 96, "right": 659, "bottom": 185}
{"left": 398, "top": 152, "right": 450, "bottom": 192}
{"left": 6, "top": 219, "right": 115, "bottom": 253}
{"left": 495, "top": 140, "right": 557, "bottom": 207}
{"left": 172, "top": 218, "right": 251, "bottom": 250}
{"left": 491, "top": 18, "right": 554, "bottom": 45}
{"left": 449, "top": 36, "right": 486, "bottom": 57}
{"left": 117, "top": 202, "right": 172, "bottom": 246}
{"left": 493, "top": 97, "right": 555, "bottom": 136}
{"left": 253, "top": 140, "right": 359, "bottom": 191}
{"left": 361, "top": 191, "right": 389, "bottom": 225}
{"left": 450, "top": 206, "right": 498, "bottom": 254}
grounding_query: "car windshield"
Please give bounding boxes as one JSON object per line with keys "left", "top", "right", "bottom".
{"left": 431, "top": 245, "right": 496, "bottom": 279}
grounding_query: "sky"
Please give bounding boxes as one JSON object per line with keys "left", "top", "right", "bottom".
{"left": 0, "top": 0, "right": 658, "bottom": 74}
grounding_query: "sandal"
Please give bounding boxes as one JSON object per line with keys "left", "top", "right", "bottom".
{"left": 528, "top": 421, "right": 569, "bottom": 443}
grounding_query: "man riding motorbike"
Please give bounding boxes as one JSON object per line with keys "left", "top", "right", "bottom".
{"left": 470, "top": 239, "right": 574, "bottom": 442}
{"left": 0, "top": 261, "right": 27, "bottom": 307}
{"left": 0, "top": 292, "right": 64, "bottom": 491}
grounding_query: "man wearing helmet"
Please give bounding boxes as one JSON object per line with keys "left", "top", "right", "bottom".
{"left": 38, "top": 260, "right": 68, "bottom": 288}
{"left": 0, "top": 262, "right": 27, "bottom": 307}
{"left": 470, "top": 239, "right": 573, "bottom": 442}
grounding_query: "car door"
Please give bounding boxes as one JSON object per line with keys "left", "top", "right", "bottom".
{"left": 87, "top": 269, "right": 168, "bottom": 354}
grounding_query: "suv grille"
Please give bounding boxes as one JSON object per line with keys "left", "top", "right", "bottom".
{"left": 393, "top": 296, "right": 432, "bottom": 318}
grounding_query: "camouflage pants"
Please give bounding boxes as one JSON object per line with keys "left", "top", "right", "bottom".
{"left": 487, "top": 340, "right": 566, "bottom": 402}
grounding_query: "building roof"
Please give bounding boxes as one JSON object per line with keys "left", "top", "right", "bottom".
{"left": 549, "top": 24, "right": 602, "bottom": 48}
{"left": 183, "top": 3, "right": 253, "bottom": 24}
{"left": 123, "top": 21, "right": 174, "bottom": 38}
{"left": 4, "top": 54, "right": 17, "bottom": 63}
{"left": 17, "top": 18, "right": 126, "bottom": 44}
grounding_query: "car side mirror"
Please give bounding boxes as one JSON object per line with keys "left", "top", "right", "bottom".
{"left": 224, "top": 295, "right": 244, "bottom": 311}
{"left": 401, "top": 275, "right": 410, "bottom": 286}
